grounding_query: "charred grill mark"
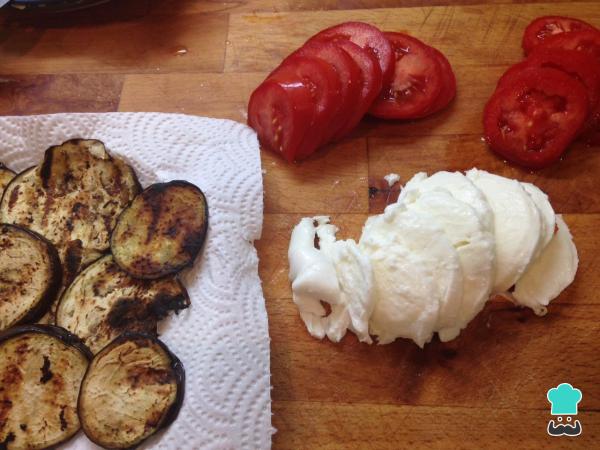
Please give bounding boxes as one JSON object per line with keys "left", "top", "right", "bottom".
{"left": 107, "top": 297, "right": 151, "bottom": 329}
{"left": 7, "top": 186, "right": 19, "bottom": 210}
{"left": 0, "top": 431, "right": 15, "bottom": 450}
{"left": 2, "top": 366, "right": 22, "bottom": 386}
{"left": 40, "top": 148, "right": 54, "bottom": 189}
{"left": 0, "top": 400, "right": 13, "bottom": 429}
{"left": 59, "top": 406, "right": 67, "bottom": 432}
{"left": 40, "top": 356, "right": 53, "bottom": 384}
{"left": 144, "top": 189, "right": 164, "bottom": 246}
{"left": 182, "top": 230, "right": 204, "bottom": 258}
{"left": 150, "top": 291, "right": 190, "bottom": 319}
{"left": 64, "top": 240, "right": 83, "bottom": 283}
{"left": 128, "top": 366, "right": 175, "bottom": 389}
{"left": 19, "top": 424, "right": 26, "bottom": 431}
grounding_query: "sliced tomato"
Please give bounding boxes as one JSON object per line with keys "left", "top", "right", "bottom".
{"left": 483, "top": 67, "right": 589, "bottom": 168}
{"left": 424, "top": 46, "right": 457, "bottom": 115}
{"left": 289, "top": 41, "right": 362, "bottom": 147}
{"left": 248, "top": 80, "right": 314, "bottom": 162}
{"left": 369, "top": 32, "right": 443, "bottom": 120}
{"left": 537, "top": 29, "right": 600, "bottom": 60}
{"left": 331, "top": 40, "right": 383, "bottom": 139}
{"left": 308, "top": 21, "right": 394, "bottom": 83}
{"left": 269, "top": 55, "right": 342, "bottom": 158}
{"left": 522, "top": 16, "right": 597, "bottom": 55}
{"left": 499, "top": 48, "right": 600, "bottom": 111}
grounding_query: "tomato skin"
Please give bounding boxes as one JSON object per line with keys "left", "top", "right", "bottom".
{"left": 522, "top": 16, "right": 597, "bottom": 55}
{"left": 425, "top": 46, "right": 456, "bottom": 115}
{"left": 498, "top": 48, "right": 600, "bottom": 111}
{"left": 309, "top": 21, "right": 395, "bottom": 83}
{"left": 484, "top": 67, "right": 589, "bottom": 169}
{"left": 330, "top": 40, "right": 383, "bottom": 140}
{"left": 369, "top": 32, "right": 443, "bottom": 120}
{"left": 289, "top": 41, "right": 362, "bottom": 147}
{"left": 269, "top": 55, "right": 342, "bottom": 158}
{"left": 248, "top": 80, "right": 314, "bottom": 162}
{"left": 536, "top": 29, "right": 600, "bottom": 60}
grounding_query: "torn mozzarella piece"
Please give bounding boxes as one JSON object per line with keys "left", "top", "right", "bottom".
{"left": 513, "top": 215, "right": 578, "bottom": 315}
{"left": 360, "top": 203, "right": 463, "bottom": 347}
{"left": 402, "top": 188, "right": 495, "bottom": 341}
{"left": 521, "top": 182, "right": 556, "bottom": 259}
{"left": 383, "top": 173, "right": 401, "bottom": 187}
{"left": 466, "top": 169, "right": 542, "bottom": 293}
{"left": 399, "top": 171, "right": 494, "bottom": 234}
{"left": 288, "top": 217, "right": 374, "bottom": 343}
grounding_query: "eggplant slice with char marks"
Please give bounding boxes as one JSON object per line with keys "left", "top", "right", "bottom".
{"left": 0, "top": 224, "right": 62, "bottom": 332}
{"left": 0, "top": 163, "right": 15, "bottom": 199}
{"left": 111, "top": 180, "right": 208, "bottom": 279}
{"left": 0, "top": 140, "right": 141, "bottom": 319}
{"left": 56, "top": 254, "right": 190, "bottom": 354}
{"left": 79, "top": 333, "right": 184, "bottom": 449}
{"left": 0, "top": 325, "right": 91, "bottom": 450}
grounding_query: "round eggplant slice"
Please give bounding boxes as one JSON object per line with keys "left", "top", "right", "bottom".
{"left": 0, "top": 224, "right": 62, "bottom": 332}
{"left": 111, "top": 180, "right": 208, "bottom": 279}
{"left": 0, "top": 140, "right": 141, "bottom": 288}
{"left": 0, "top": 325, "right": 91, "bottom": 450}
{"left": 56, "top": 255, "right": 190, "bottom": 354}
{"left": 79, "top": 333, "right": 184, "bottom": 449}
{"left": 0, "top": 163, "right": 15, "bottom": 199}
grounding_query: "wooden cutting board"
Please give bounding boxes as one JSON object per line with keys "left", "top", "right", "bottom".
{"left": 1, "top": 1, "right": 599, "bottom": 448}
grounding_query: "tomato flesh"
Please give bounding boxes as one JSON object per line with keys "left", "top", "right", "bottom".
{"left": 484, "top": 67, "right": 589, "bottom": 168}
{"left": 522, "top": 16, "right": 597, "bottom": 55}
{"left": 248, "top": 80, "right": 314, "bottom": 162}
{"left": 537, "top": 29, "right": 600, "bottom": 60}
{"left": 269, "top": 55, "right": 342, "bottom": 158}
{"left": 369, "top": 32, "right": 443, "bottom": 119}
{"left": 290, "top": 41, "right": 362, "bottom": 147}
{"left": 309, "top": 21, "right": 394, "bottom": 83}
{"left": 425, "top": 46, "right": 456, "bottom": 115}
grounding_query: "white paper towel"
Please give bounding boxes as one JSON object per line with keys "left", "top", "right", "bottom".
{"left": 0, "top": 113, "right": 272, "bottom": 450}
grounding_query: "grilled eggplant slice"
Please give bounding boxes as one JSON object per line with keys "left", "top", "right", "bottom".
{"left": 0, "top": 325, "right": 91, "bottom": 450}
{"left": 0, "top": 163, "right": 15, "bottom": 199}
{"left": 56, "top": 255, "right": 190, "bottom": 354}
{"left": 0, "top": 224, "right": 62, "bottom": 332}
{"left": 0, "top": 140, "right": 141, "bottom": 319}
{"left": 79, "top": 333, "right": 184, "bottom": 449}
{"left": 111, "top": 181, "right": 208, "bottom": 279}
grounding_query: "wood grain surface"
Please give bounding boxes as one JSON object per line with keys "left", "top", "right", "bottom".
{"left": 1, "top": 1, "right": 599, "bottom": 448}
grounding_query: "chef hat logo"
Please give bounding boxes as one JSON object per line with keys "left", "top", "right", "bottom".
{"left": 547, "top": 383, "right": 582, "bottom": 415}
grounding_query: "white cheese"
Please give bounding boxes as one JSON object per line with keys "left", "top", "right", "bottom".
{"left": 401, "top": 187, "right": 495, "bottom": 341}
{"left": 383, "top": 173, "right": 401, "bottom": 187}
{"left": 466, "top": 169, "right": 542, "bottom": 293}
{"left": 521, "top": 182, "right": 556, "bottom": 259}
{"left": 360, "top": 203, "right": 463, "bottom": 347}
{"left": 513, "top": 215, "right": 578, "bottom": 315}
{"left": 399, "top": 171, "right": 494, "bottom": 234}
{"left": 288, "top": 216, "right": 375, "bottom": 343}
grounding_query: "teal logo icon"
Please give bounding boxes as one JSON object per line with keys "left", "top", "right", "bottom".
{"left": 546, "top": 383, "right": 582, "bottom": 437}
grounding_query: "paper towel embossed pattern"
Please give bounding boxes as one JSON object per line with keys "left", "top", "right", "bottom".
{"left": 0, "top": 113, "right": 272, "bottom": 450}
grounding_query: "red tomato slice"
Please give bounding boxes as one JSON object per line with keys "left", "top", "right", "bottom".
{"left": 483, "top": 67, "right": 589, "bottom": 168}
{"left": 308, "top": 21, "right": 394, "bottom": 83}
{"left": 424, "top": 46, "right": 456, "bottom": 115}
{"left": 522, "top": 16, "right": 597, "bottom": 55}
{"left": 499, "top": 48, "right": 600, "bottom": 111}
{"left": 537, "top": 29, "right": 600, "bottom": 60}
{"left": 331, "top": 40, "right": 383, "bottom": 140}
{"left": 290, "top": 41, "right": 362, "bottom": 147}
{"left": 269, "top": 55, "right": 342, "bottom": 158}
{"left": 369, "top": 32, "right": 443, "bottom": 120}
{"left": 248, "top": 80, "right": 314, "bottom": 162}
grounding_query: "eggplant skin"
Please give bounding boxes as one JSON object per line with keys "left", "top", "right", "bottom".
{"left": 56, "top": 255, "right": 190, "bottom": 354}
{"left": 0, "top": 140, "right": 141, "bottom": 320}
{"left": 0, "top": 224, "right": 62, "bottom": 332}
{"left": 0, "top": 163, "right": 15, "bottom": 200}
{"left": 111, "top": 180, "right": 208, "bottom": 280}
{"left": 0, "top": 325, "right": 91, "bottom": 450}
{"left": 79, "top": 333, "right": 184, "bottom": 449}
